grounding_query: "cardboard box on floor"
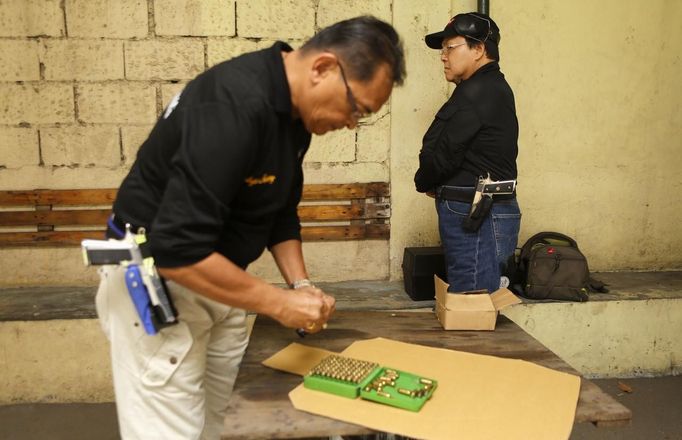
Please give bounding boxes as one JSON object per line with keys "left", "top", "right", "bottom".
{"left": 434, "top": 275, "right": 521, "bottom": 330}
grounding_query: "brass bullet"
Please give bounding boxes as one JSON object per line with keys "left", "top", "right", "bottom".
{"left": 397, "top": 388, "right": 412, "bottom": 396}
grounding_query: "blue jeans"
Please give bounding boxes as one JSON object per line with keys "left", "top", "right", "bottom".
{"left": 436, "top": 195, "right": 521, "bottom": 293}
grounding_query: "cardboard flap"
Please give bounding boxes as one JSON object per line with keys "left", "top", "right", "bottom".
{"left": 490, "top": 288, "right": 522, "bottom": 311}
{"left": 262, "top": 342, "right": 335, "bottom": 376}
{"left": 434, "top": 274, "right": 449, "bottom": 304}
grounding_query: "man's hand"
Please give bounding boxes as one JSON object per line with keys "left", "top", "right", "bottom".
{"left": 158, "top": 251, "right": 335, "bottom": 334}
{"left": 272, "top": 286, "right": 336, "bottom": 334}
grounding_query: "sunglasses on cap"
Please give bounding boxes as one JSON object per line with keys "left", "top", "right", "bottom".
{"left": 425, "top": 12, "right": 498, "bottom": 49}
{"left": 452, "top": 13, "right": 492, "bottom": 44}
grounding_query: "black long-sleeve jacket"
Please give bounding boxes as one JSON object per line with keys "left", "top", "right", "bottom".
{"left": 414, "top": 62, "right": 518, "bottom": 192}
{"left": 113, "top": 42, "right": 311, "bottom": 269}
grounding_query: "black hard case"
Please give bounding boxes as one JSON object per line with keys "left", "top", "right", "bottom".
{"left": 402, "top": 247, "right": 446, "bottom": 301}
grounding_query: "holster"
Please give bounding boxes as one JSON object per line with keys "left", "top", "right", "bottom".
{"left": 462, "top": 195, "right": 493, "bottom": 232}
{"left": 82, "top": 221, "right": 178, "bottom": 336}
{"left": 124, "top": 264, "right": 177, "bottom": 335}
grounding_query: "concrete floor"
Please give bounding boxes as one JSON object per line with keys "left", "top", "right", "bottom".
{"left": 570, "top": 376, "right": 682, "bottom": 440}
{"left": 0, "top": 376, "right": 679, "bottom": 440}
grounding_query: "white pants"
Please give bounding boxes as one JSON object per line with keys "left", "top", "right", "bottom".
{"left": 96, "top": 266, "right": 249, "bottom": 440}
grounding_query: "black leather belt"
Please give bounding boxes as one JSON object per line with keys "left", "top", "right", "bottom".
{"left": 435, "top": 186, "right": 516, "bottom": 203}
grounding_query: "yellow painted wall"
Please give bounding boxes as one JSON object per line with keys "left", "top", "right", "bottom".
{"left": 497, "top": 0, "right": 682, "bottom": 271}
{"left": 0, "top": 0, "right": 680, "bottom": 286}
{"left": 390, "top": 0, "right": 682, "bottom": 279}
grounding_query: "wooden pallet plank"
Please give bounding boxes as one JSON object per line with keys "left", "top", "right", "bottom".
{"left": 0, "top": 230, "right": 105, "bottom": 247}
{"left": 0, "top": 189, "right": 117, "bottom": 206}
{"left": 301, "top": 224, "right": 389, "bottom": 241}
{"left": 301, "top": 182, "right": 389, "bottom": 200}
{"left": 0, "top": 209, "right": 111, "bottom": 227}
{"left": 297, "top": 204, "right": 363, "bottom": 221}
{"left": 0, "top": 206, "right": 388, "bottom": 226}
{"left": 0, "top": 185, "right": 390, "bottom": 205}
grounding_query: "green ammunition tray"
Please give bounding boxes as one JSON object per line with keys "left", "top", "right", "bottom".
{"left": 303, "top": 355, "right": 437, "bottom": 412}
{"left": 303, "top": 355, "right": 381, "bottom": 399}
{"left": 360, "top": 367, "right": 437, "bottom": 412}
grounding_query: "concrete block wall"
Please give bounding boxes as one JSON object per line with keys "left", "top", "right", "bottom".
{"left": 0, "top": 0, "right": 396, "bottom": 285}
{"left": 0, "top": 0, "right": 395, "bottom": 190}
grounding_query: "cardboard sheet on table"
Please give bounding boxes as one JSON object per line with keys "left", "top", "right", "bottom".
{"left": 265, "top": 337, "right": 580, "bottom": 440}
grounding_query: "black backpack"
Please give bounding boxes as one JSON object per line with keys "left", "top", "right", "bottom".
{"left": 507, "top": 232, "right": 608, "bottom": 302}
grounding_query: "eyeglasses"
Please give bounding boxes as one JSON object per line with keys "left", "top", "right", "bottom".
{"left": 337, "top": 62, "right": 370, "bottom": 122}
{"left": 440, "top": 42, "right": 467, "bottom": 56}
{"left": 453, "top": 13, "right": 492, "bottom": 44}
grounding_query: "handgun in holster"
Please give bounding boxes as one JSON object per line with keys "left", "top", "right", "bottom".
{"left": 462, "top": 174, "right": 517, "bottom": 233}
{"left": 81, "top": 226, "right": 177, "bottom": 335}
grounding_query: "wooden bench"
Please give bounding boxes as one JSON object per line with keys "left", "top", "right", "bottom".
{"left": 0, "top": 182, "right": 390, "bottom": 247}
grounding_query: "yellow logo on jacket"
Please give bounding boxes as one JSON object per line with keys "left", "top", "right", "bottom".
{"left": 245, "top": 174, "right": 276, "bottom": 186}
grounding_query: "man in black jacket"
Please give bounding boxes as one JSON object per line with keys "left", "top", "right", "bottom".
{"left": 414, "top": 12, "right": 520, "bottom": 294}
{"left": 98, "top": 16, "right": 405, "bottom": 439}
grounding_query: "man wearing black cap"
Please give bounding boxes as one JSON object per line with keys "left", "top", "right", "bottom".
{"left": 414, "top": 12, "right": 520, "bottom": 294}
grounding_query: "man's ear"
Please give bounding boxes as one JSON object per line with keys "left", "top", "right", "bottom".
{"left": 473, "top": 43, "right": 486, "bottom": 61}
{"left": 309, "top": 52, "right": 338, "bottom": 85}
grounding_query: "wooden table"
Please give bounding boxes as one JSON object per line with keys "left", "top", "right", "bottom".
{"left": 223, "top": 311, "right": 631, "bottom": 439}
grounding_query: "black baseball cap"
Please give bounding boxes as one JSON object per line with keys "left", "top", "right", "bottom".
{"left": 425, "top": 12, "right": 500, "bottom": 49}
